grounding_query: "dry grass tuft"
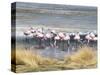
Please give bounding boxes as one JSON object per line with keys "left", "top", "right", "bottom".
{"left": 64, "top": 46, "right": 97, "bottom": 68}
{"left": 12, "top": 49, "right": 59, "bottom": 72}
{"left": 16, "top": 50, "right": 41, "bottom": 68}
{"left": 11, "top": 46, "right": 97, "bottom": 73}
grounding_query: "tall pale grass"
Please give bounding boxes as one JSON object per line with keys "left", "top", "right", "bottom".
{"left": 64, "top": 46, "right": 97, "bottom": 69}
{"left": 11, "top": 46, "right": 97, "bottom": 72}
{"left": 12, "top": 49, "right": 58, "bottom": 72}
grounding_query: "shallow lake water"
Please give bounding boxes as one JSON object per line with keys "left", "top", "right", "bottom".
{"left": 14, "top": 2, "right": 97, "bottom": 60}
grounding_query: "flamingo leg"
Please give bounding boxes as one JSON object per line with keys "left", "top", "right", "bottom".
{"left": 67, "top": 40, "right": 70, "bottom": 53}
{"left": 50, "top": 38, "right": 53, "bottom": 47}
{"left": 25, "top": 36, "right": 29, "bottom": 50}
{"left": 87, "top": 39, "right": 90, "bottom": 46}
{"left": 25, "top": 36, "right": 27, "bottom": 50}
{"left": 75, "top": 40, "right": 78, "bottom": 51}
{"left": 62, "top": 40, "right": 64, "bottom": 51}
{"left": 39, "top": 38, "right": 42, "bottom": 48}
{"left": 54, "top": 40, "right": 57, "bottom": 48}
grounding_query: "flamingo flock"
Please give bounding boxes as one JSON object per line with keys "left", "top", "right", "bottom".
{"left": 23, "top": 27, "right": 97, "bottom": 51}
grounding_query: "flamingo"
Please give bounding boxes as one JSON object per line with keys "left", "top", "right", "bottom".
{"left": 54, "top": 35, "right": 60, "bottom": 48}
{"left": 29, "top": 28, "right": 38, "bottom": 46}
{"left": 24, "top": 29, "right": 31, "bottom": 36}
{"left": 45, "top": 33, "right": 53, "bottom": 47}
{"left": 36, "top": 32, "right": 44, "bottom": 48}
{"left": 37, "top": 27, "right": 44, "bottom": 33}
{"left": 74, "top": 32, "right": 81, "bottom": 49}
{"left": 50, "top": 29, "right": 57, "bottom": 39}
{"left": 64, "top": 34, "right": 70, "bottom": 42}
{"left": 89, "top": 32, "right": 97, "bottom": 47}
{"left": 50, "top": 29, "right": 57, "bottom": 47}
{"left": 23, "top": 29, "right": 34, "bottom": 50}
{"left": 30, "top": 27, "right": 36, "bottom": 33}
{"left": 90, "top": 32, "right": 95, "bottom": 39}
{"left": 58, "top": 32, "right": 66, "bottom": 51}
{"left": 64, "top": 34, "right": 70, "bottom": 45}
{"left": 51, "top": 29, "right": 56, "bottom": 34}
{"left": 85, "top": 33, "right": 92, "bottom": 45}
{"left": 93, "top": 36, "right": 98, "bottom": 41}
{"left": 85, "top": 32, "right": 95, "bottom": 46}
{"left": 63, "top": 34, "right": 70, "bottom": 52}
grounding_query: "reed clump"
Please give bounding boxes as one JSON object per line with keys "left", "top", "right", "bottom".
{"left": 64, "top": 46, "right": 97, "bottom": 69}
{"left": 11, "top": 46, "right": 97, "bottom": 73}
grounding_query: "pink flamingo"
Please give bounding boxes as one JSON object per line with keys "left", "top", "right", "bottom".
{"left": 64, "top": 34, "right": 70, "bottom": 45}
{"left": 89, "top": 32, "right": 97, "bottom": 47}
{"left": 36, "top": 31, "right": 44, "bottom": 48}
{"left": 90, "top": 32, "right": 95, "bottom": 39}
{"left": 37, "top": 27, "right": 44, "bottom": 33}
{"left": 23, "top": 28, "right": 34, "bottom": 50}
{"left": 63, "top": 34, "right": 70, "bottom": 52}
{"left": 24, "top": 30, "right": 31, "bottom": 36}
{"left": 30, "top": 27, "right": 36, "bottom": 33}
{"left": 51, "top": 30, "right": 56, "bottom": 34}
{"left": 93, "top": 36, "right": 98, "bottom": 41}
{"left": 45, "top": 33, "right": 53, "bottom": 47}
{"left": 85, "top": 32, "right": 95, "bottom": 46}
{"left": 58, "top": 32, "right": 65, "bottom": 39}
{"left": 24, "top": 28, "right": 35, "bottom": 40}
{"left": 54, "top": 35, "right": 60, "bottom": 48}
{"left": 64, "top": 34, "right": 70, "bottom": 41}
{"left": 74, "top": 32, "right": 81, "bottom": 48}
{"left": 85, "top": 33, "right": 92, "bottom": 45}
{"left": 58, "top": 32, "right": 66, "bottom": 50}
